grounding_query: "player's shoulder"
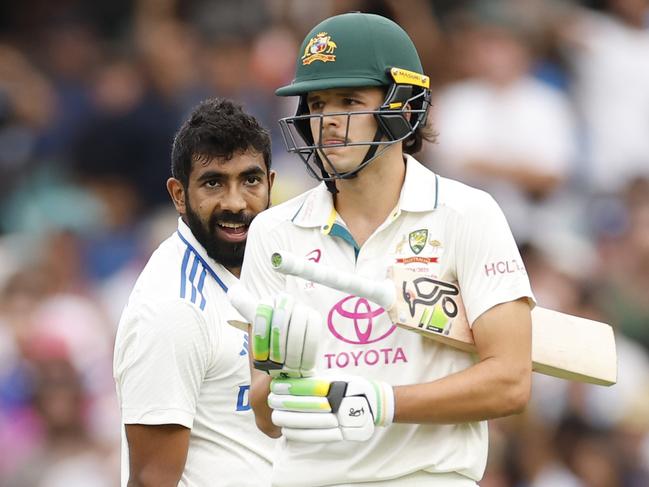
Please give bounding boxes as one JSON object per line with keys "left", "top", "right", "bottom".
{"left": 125, "top": 232, "right": 214, "bottom": 316}
{"left": 436, "top": 175, "right": 501, "bottom": 218}
{"left": 130, "top": 234, "right": 182, "bottom": 294}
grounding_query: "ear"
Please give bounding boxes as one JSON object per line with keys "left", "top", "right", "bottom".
{"left": 167, "top": 178, "right": 186, "bottom": 215}
{"left": 403, "top": 102, "right": 412, "bottom": 122}
{"left": 268, "top": 170, "right": 276, "bottom": 191}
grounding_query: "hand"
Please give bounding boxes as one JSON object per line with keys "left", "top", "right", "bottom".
{"left": 252, "top": 293, "right": 322, "bottom": 377}
{"left": 268, "top": 375, "right": 395, "bottom": 442}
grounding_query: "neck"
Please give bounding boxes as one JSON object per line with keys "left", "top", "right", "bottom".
{"left": 334, "top": 146, "right": 406, "bottom": 246}
{"left": 226, "top": 265, "right": 241, "bottom": 278}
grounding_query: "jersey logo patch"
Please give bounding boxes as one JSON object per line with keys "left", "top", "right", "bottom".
{"left": 409, "top": 229, "right": 428, "bottom": 254}
{"left": 394, "top": 232, "right": 444, "bottom": 266}
{"left": 302, "top": 32, "right": 337, "bottom": 65}
{"left": 306, "top": 248, "right": 322, "bottom": 263}
{"left": 327, "top": 295, "right": 394, "bottom": 345}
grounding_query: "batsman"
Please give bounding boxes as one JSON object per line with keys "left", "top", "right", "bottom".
{"left": 238, "top": 12, "right": 535, "bottom": 487}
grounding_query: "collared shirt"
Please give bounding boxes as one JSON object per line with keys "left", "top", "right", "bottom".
{"left": 114, "top": 218, "right": 274, "bottom": 487}
{"left": 241, "top": 155, "right": 534, "bottom": 486}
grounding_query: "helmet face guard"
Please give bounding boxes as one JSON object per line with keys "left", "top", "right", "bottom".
{"left": 278, "top": 79, "right": 431, "bottom": 182}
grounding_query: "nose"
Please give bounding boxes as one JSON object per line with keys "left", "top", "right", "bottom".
{"left": 315, "top": 109, "right": 343, "bottom": 143}
{"left": 322, "top": 110, "right": 342, "bottom": 129}
{"left": 219, "top": 185, "right": 247, "bottom": 213}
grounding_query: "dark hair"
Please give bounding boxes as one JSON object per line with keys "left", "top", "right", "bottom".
{"left": 171, "top": 98, "right": 271, "bottom": 186}
{"left": 403, "top": 122, "right": 437, "bottom": 155}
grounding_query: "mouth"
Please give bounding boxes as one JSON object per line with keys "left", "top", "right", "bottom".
{"left": 214, "top": 221, "right": 249, "bottom": 243}
{"left": 321, "top": 137, "right": 347, "bottom": 147}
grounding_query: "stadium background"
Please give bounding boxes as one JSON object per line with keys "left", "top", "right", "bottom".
{"left": 0, "top": 0, "right": 648, "bottom": 485}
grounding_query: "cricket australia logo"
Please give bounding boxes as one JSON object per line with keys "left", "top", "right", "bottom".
{"left": 408, "top": 229, "right": 428, "bottom": 255}
{"left": 403, "top": 277, "right": 459, "bottom": 320}
{"left": 302, "top": 32, "right": 337, "bottom": 65}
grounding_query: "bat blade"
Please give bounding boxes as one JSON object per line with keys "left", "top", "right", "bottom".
{"left": 528, "top": 307, "right": 617, "bottom": 386}
{"left": 271, "top": 251, "right": 617, "bottom": 386}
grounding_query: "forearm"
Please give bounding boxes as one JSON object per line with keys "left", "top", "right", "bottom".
{"left": 125, "top": 424, "right": 188, "bottom": 487}
{"left": 127, "top": 474, "right": 180, "bottom": 487}
{"left": 395, "top": 299, "right": 532, "bottom": 423}
{"left": 250, "top": 371, "right": 281, "bottom": 437}
{"left": 394, "top": 352, "right": 531, "bottom": 424}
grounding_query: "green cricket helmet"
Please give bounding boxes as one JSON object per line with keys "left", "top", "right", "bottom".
{"left": 276, "top": 12, "right": 431, "bottom": 187}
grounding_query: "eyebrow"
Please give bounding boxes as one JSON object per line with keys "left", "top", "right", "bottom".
{"left": 239, "top": 166, "right": 267, "bottom": 178}
{"left": 307, "top": 90, "right": 361, "bottom": 103}
{"left": 195, "top": 165, "right": 266, "bottom": 183}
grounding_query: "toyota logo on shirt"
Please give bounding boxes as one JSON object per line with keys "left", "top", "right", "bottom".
{"left": 327, "top": 295, "right": 395, "bottom": 344}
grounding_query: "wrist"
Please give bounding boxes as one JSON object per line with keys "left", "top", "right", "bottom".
{"left": 373, "top": 380, "right": 395, "bottom": 427}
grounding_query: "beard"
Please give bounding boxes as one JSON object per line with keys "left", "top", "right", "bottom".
{"left": 184, "top": 201, "right": 255, "bottom": 269}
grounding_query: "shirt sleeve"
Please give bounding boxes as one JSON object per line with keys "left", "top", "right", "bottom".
{"left": 240, "top": 216, "right": 286, "bottom": 301}
{"left": 453, "top": 192, "right": 535, "bottom": 325}
{"left": 114, "top": 299, "right": 212, "bottom": 428}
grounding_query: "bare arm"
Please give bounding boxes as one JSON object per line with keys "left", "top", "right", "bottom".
{"left": 244, "top": 321, "right": 280, "bottom": 437}
{"left": 393, "top": 298, "right": 532, "bottom": 423}
{"left": 125, "top": 423, "right": 190, "bottom": 487}
{"left": 250, "top": 368, "right": 281, "bottom": 438}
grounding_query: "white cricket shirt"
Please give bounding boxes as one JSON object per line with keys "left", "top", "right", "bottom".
{"left": 241, "top": 156, "right": 534, "bottom": 486}
{"left": 114, "top": 218, "right": 274, "bottom": 486}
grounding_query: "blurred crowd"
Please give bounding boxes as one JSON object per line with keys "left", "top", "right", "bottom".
{"left": 0, "top": 0, "right": 648, "bottom": 485}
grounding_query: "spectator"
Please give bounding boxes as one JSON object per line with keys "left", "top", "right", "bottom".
{"left": 431, "top": 0, "right": 578, "bottom": 242}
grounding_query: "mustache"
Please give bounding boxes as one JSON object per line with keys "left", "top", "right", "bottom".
{"left": 210, "top": 210, "right": 254, "bottom": 227}
{"left": 319, "top": 136, "right": 350, "bottom": 145}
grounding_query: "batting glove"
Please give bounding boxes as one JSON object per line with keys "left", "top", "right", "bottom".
{"left": 268, "top": 375, "right": 395, "bottom": 442}
{"left": 251, "top": 293, "right": 322, "bottom": 378}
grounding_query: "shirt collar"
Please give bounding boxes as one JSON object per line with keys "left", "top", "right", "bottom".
{"left": 175, "top": 217, "right": 239, "bottom": 291}
{"left": 290, "top": 155, "right": 439, "bottom": 229}
{"left": 398, "top": 154, "right": 439, "bottom": 212}
{"left": 291, "top": 182, "right": 335, "bottom": 230}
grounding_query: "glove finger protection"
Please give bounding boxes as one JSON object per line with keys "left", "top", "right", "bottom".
{"left": 268, "top": 376, "right": 394, "bottom": 442}
{"left": 252, "top": 294, "right": 322, "bottom": 378}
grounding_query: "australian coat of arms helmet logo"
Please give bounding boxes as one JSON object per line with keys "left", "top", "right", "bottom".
{"left": 302, "top": 32, "right": 337, "bottom": 65}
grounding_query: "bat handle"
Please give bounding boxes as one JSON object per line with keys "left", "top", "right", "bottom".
{"left": 270, "top": 250, "right": 395, "bottom": 309}
{"left": 227, "top": 283, "right": 257, "bottom": 324}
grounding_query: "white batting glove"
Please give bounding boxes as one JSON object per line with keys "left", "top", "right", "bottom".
{"left": 251, "top": 293, "right": 322, "bottom": 378}
{"left": 268, "top": 375, "right": 395, "bottom": 442}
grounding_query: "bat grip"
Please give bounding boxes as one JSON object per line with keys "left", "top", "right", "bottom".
{"left": 270, "top": 250, "right": 395, "bottom": 309}
{"left": 226, "top": 283, "right": 257, "bottom": 324}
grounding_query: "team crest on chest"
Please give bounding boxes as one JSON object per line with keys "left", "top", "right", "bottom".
{"left": 394, "top": 230, "right": 444, "bottom": 268}
{"left": 408, "top": 229, "right": 428, "bottom": 254}
{"left": 302, "top": 32, "right": 338, "bottom": 65}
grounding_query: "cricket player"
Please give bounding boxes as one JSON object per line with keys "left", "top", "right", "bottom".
{"left": 239, "top": 13, "right": 535, "bottom": 487}
{"left": 113, "top": 99, "right": 276, "bottom": 486}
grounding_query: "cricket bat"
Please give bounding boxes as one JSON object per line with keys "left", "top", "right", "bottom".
{"left": 268, "top": 250, "right": 617, "bottom": 386}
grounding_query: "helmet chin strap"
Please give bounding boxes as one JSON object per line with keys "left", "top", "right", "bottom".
{"left": 321, "top": 126, "right": 385, "bottom": 194}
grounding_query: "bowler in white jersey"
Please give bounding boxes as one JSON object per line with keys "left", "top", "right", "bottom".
{"left": 114, "top": 98, "right": 276, "bottom": 486}
{"left": 238, "top": 13, "right": 535, "bottom": 487}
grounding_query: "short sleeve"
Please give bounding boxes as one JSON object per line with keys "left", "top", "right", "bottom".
{"left": 240, "top": 216, "right": 286, "bottom": 301}
{"left": 453, "top": 192, "right": 535, "bottom": 325}
{"left": 114, "top": 300, "right": 211, "bottom": 428}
